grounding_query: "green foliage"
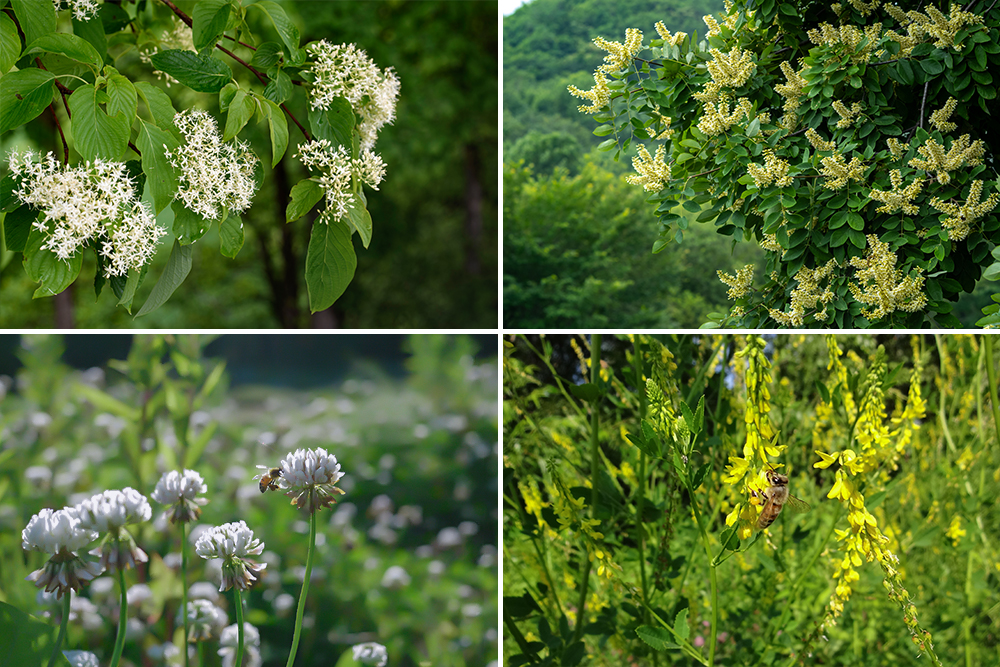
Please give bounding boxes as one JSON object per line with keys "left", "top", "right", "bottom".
{"left": 503, "top": 155, "right": 764, "bottom": 327}
{"left": 305, "top": 219, "right": 357, "bottom": 312}
{"left": 507, "top": 130, "right": 583, "bottom": 176}
{"left": 567, "top": 0, "right": 1000, "bottom": 327}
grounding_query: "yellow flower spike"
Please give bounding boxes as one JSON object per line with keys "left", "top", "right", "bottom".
{"left": 844, "top": 567, "right": 860, "bottom": 583}
{"left": 726, "top": 504, "right": 742, "bottom": 526}
{"left": 814, "top": 450, "right": 840, "bottom": 468}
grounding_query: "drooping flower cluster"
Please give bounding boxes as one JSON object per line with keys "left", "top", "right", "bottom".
{"left": 883, "top": 3, "right": 984, "bottom": 53}
{"left": 593, "top": 28, "right": 643, "bottom": 73}
{"left": 806, "top": 22, "right": 882, "bottom": 63}
{"left": 166, "top": 109, "right": 259, "bottom": 222}
{"left": 7, "top": 150, "right": 166, "bottom": 276}
{"left": 832, "top": 100, "right": 864, "bottom": 129}
{"left": 697, "top": 96, "right": 752, "bottom": 136}
{"left": 276, "top": 446, "right": 347, "bottom": 512}
{"left": 768, "top": 259, "right": 839, "bottom": 326}
{"left": 75, "top": 487, "right": 152, "bottom": 570}
{"left": 928, "top": 97, "right": 959, "bottom": 133}
{"left": 654, "top": 21, "right": 687, "bottom": 46}
{"left": 929, "top": 180, "right": 1000, "bottom": 241}
{"left": 805, "top": 128, "right": 836, "bottom": 152}
{"left": 819, "top": 152, "right": 867, "bottom": 189}
{"left": 152, "top": 469, "right": 209, "bottom": 524}
{"left": 868, "top": 169, "right": 925, "bottom": 215}
{"left": 22, "top": 507, "right": 102, "bottom": 598}
{"left": 625, "top": 144, "right": 671, "bottom": 192}
{"left": 774, "top": 61, "right": 807, "bottom": 116}
{"left": 848, "top": 235, "right": 928, "bottom": 320}
{"left": 746, "top": 149, "right": 793, "bottom": 188}
{"left": 195, "top": 520, "right": 266, "bottom": 591}
{"left": 54, "top": 0, "right": 99, "bottom": 21}
{"left": 908, "top": 134, "right": 985, "bottom": 185}
{"left": 717, "top": 264, "right": 754, "bottom": 300}
{"left": 294, "top": 139, "right": 386, "bottom": 224}
{"left": 305, "top": 40, "right": 400, "bottom": 149}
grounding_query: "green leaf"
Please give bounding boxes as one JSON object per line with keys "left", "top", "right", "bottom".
{"left": 0, "top": 68, "right": 54, "bottom": 134}
{"left": 673, "top": 608, "right": 690, "bottom": 641}
{"left": 847, "top": 212, "right": 864, "bottom": 230}
{"left": 308, "top": 98, "right": 355, "bottom": 149}
{"left": 305, "top": 219, "right": 357, "bottom": 312}
{"left": 106, "top": 72, "right": 137, "bottom": 127}
{"left": 286, "top": 178, "right": 325, "bottom": 222}
{"left": 150, "top": 49, "right": 233, "bottom": 93}
{"left": 0, "top": 600, "right": 73, "bottom": 667}
{"left": 71, "top": 14, "right": 107, "bottom": 62}
{"left": 116, "top": 267, "right": 141, "bottom": 311}
{"left": 23, "top": 227, "right": 82, "bottom": 298}
{"left": 192, "top": 0, "right": 231, "bottom": 53}
{"left": 99, "top": 2, "right": 131, "bottom": 32}
{"left": 252, "top": 1, "right": 304, "bottom": 62}
{"left": 11, "top": 0, "right": 55, "bottom": 49}
{"left": 2, "top": 173, "right": 22, "bottom": 212}
{"left": 258, "top": 96, "right": 288, "bottom": 167}
{"left": 919, "top": 58, "right": 944, "bottom": 76}
{"left": 250, "top": 41, "right": 283, "bottom": 68}
{"left": 74, "top": 384, "right": 141, "bottom": 421}
{"left": 135, "top": 81, "right": 178, "bottom": 129}
{"left": 746, "top": 117, "right": 761, "bottom": 137}
{"left": 4, "top": 204, "right": 36, "bottom": 252}
{"left": 264, "top": 68, "right": 293, "bottom": 105}
{"left": 635, "top": 626, "right": 679, "bottom": 651}
{"left": 68, "top": 83, "right": 129, "bottom": 161}
{"left": 171, "top": 200, "right": 211, "bottom": 245}
{"left": 219, "top": 213, "right": 244, "bottom": 258}
{"left": 345, "top": 198, "right": 373, "bottom": 248}
{"left": 223, "top": 89, "right": 256, "bottom": 142}
{"left": 136, "top": 240, "right": 193, "bottom": 317}
{"left": 23, "top": 33, "right": 103, "bottom": 71}
{"left": 135, "top": 119, "right": 180, "bottom": 214}
{"left": 0, "top": 13, "right": 21, "bottom": 74}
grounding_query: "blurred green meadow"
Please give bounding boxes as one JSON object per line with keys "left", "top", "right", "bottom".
{"left": 0, "top": 334, "right": 498, "bottom": 667}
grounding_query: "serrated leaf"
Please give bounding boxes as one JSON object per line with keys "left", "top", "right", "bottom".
{"left": 0, "top": 69, "right": 55, "bottom": 134}
{"left": 673, "top": 608, "right": 690, "bottom": 641}
{"left": 135, "top": 119, "right": 180, "bottom": 214}
{"left": 219, "top": 213, "right": 244, "bottom": 258}
{"left": 68, "top": 83, "right": 129, "bottom": 161}
{"left": 106, "top": 72, "right": 137, "bottom": 127}
{"left": 252, "top": 1, "right": 304, "bottom": 62}
{"left": 136, "top": 240, "right": 193, "bottom": 317}
{"left": 305, "top": 219, "right": 357, "bottom": 312}
{"left": 23, "top": 227, "right": 82, "bottom": 298}
{"left": 223, "top": 89, "right": 255, "bottom": 141}
{"left": 0, "top": 13, "right": 21, "bottom": 74}
{"left": 23, "top": 33, "right": 103, "bottom": 71}
{"left": 135, "top": 81, "right": 178, "bottom": 129}
{"left": 11, "top": 0, "right": 55, "bottom": 48}
{"left": 192, "top": 0, "right": 231, "bottom": 53}
{"left": 635, "top": 626, "right": 679, "bottom": 651}
{"left": 250, "top": 41, "right": 283, "bottom": 68}
{"left": 150, "top": 49, "right": 233, "bottom": 93}
{"left": 286, "top": 178, "right": 325, "bottom": 222}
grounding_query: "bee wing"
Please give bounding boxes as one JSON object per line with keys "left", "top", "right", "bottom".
{"left": 784, "top": 494, "right": 811, "bottom": 514}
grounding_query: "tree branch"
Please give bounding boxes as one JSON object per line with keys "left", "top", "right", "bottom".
{"left": 918, "top": 81, "right": 929, "bottom": 129}
{"left": 48, "top": 102, "right": 69, "bottom": 165}
{"left": 157, "top": 0, "right": 256, "bottom": 50}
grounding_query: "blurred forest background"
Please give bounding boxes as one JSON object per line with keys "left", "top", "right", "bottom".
{"left": 502, "top": 0, "right": 995, "bottom": 327}
{"left": 1, "top": 0, "right": 497, "bottom": 328}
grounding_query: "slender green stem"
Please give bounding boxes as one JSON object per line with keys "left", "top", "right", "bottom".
{"left": 110, "top": 567, "right": 128, "bottom": 667}
{"left": 234, "top": 588, "right": 245, "bottom": 667}
{"left": 983, "top": 335, "right": 1000, "bottom": 450}
{"left": 46, "top": 591, "right": 71, "bottom": 667}
{"left": 686, "top": 477, "right": 718, "bottom": 667}
{"left": 286, "top": 511, "right": 317, "bottom": 667}
{"left": 503, "top": 611, "right": 539, "bottom": 663}
{"left": 571, "top": 334, "right": 601, "bottom": 646}
{"left": 181, "top": 522, "right": 189, "bottom": 667}
{"left": 933, "top": 335, "right": 957, "bottom": 452}
{"left": 518, "top": 335, "right": 587, "bottom": 420}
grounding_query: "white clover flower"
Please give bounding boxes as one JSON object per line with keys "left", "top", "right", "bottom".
{"left": 75, "top": 488, "right": 152, "bottom": 571}
{"left": 277, "top": 446, "right": 346, "bottom": 512}
{"left": 219, "top": 622, "right": 262, "bottom": 667}
{"left": 54, "top": 0, "right": 99, "bottom": 21}
{"left": 195, "top": 521, "right": 266, "bottom": 591}
{"left": 152, "top": 469, "right": 209, "bottom": 523}
{"left": 62, "top": 650, "right": 101, "bottom": 667}
{"left": 304, "top": 40, "right": 399, "bottom": 150}
{"left": 352, "top": 642, "right": 388, "bottom": 667}
{"left": 381, "top": 565, "right": 411, "bottom": 590}
{"left": 180, "top": 599, "right": 228, "bottom": 641}
{"left": 7, "top": 150, "right": 166, "bottom": 277}
{"left": 22, "top": 508, "right": 96, "bottom": 554}
{"left": 294, "top": 140, "right": 386, "bottom": 224}
{"left": 166, "top": 109, "right": 259, "bottom": 222}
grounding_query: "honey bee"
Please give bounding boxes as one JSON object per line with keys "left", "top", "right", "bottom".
{"left": 755, "top": 468, "right": 810, "bottom": 529}
{"left": 255, "top": 465, "right": 283, "bottom": 493}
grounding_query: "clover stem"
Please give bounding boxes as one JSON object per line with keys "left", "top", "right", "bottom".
{"left": 181, "top": 522, "right": 189, "bottom": 667}
{"left": 46, "top": 591, "right": 71, "bottom": 667}
{"left": 286, "top": 510, "right": 317, "bottom": 667}
{"left": 110, "top": 566, "right": 128, "bottom": 667}
{"left": 235, "top": 588, "right": 245, "bottom": 667}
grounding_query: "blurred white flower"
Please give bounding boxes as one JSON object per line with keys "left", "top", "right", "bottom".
{"left": 462, "top": 603, "right": 482, "bottom": 618}
{"left": 381, "top": 565, "right": 411, "bottom": 590}
{"left": 278, "top": 447, "right": 346, "bottom": 513}
{"left": 427, "top": 560, "right": 445, "bottom": 577}
{"left": 195, "top": 521, "right": 266, "bottom": 591}
{"left": 189, "top": 581, "right": 221, "bottom": 602}
{"left": 127, "top": 583, "right": 153, "bottom": 607}
{"left": 367, "top": 494, "right": 394, "bottom": 518}
{"left": 294, "top": 140, "right": 386, "bottom": 224}
{"left": 458, "top": 521, "right": 479, "bottom": 536}
{"left": 181, "top": 599, "right": 228, "bottom": 641}
{"left": 138, "top": 16, "right": 193, "bottom": 87}
{"left": 146, "top": 641, "right": 181, "bottom": 664}
{"left": 69, "top": 595, "right": 103, "bottom": 631}
{"left": 152, "top": 469, "right": 209, "bottom": 523}
{"left": 7, "top": 150, "right": 165, "bottom": 276}
{"left": 435, "top": 527, "right": 462, "bottom": 550}
{"left": 53, "top": 0, "right": 99, "bottom": 21}
{"left": 166, "top": 109, "right": 259, "bottom": 222}
{"left": 25, "top": 466, "right": 53, "bottom": 490}
{"left": 62, "top": 650, "right": 100, "bottom": 667}
{"left": 219, "top": 622, "right": 261, "bottom": 667}
{"left": 352, "top": 642, "right": 388, "bottom": 667}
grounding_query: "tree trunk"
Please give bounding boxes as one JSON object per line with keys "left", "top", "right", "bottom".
{"left": 311, "top": 307, "right": 338, "bottom": 328}
{"left": 54, "top": 284, "right": 74, "bottom": 328}
{"left": 463, "top": 143, "right": 483, "bottom": 276}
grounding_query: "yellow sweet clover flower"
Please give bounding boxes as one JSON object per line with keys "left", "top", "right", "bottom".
{"left": 819, "top": 152, "right": 866, "bottom": 189}
{"left": 929, "top": 180, "right": 1000, "bottom": 241}
{"left": 928, "top": 97, "right": 958, "bottom": 132}
{"left": 848, "top": 235, "right": 928, "bottom": 320}
{"left": 868, "top": 169, "right": 924, "bottom": 215}
{"left": 908, "top": 134, "right": 985, "bottom": 185}
{"left": 568, "top": 71, "right": 612, "bottom": 114}
{"left": 806, "top": 128, "right": 836, "bottom": 152}
{"left": 832, "top": 100, "right": 864, "bottom": 129}
{"left": 718, "top": 264, "right": 754, "bottom": 300}
{"left": 654, "top": 21, "right": 687, "bottom": 47}
{"left": 767, "top": 259, "right": 839, "bottom": 326}
{"left": 747, "top": 149, "right": 793, "bottom": 188}
{"left": 855, "top": 351, "right": 890, "bottom": 454}
{"left": 946, "top": 515, "right": 966, "bottom": 546}
{"left": 774, "top": 61, "right": 808, "bottom": 115}
{"left": 592, "top": 28, "right": 644, "bottom": 74}
{"left": 625, "top": 144, "right": 672, "bottom": 192}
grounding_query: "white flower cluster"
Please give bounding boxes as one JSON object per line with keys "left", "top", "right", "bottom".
{"left": 195, "top": 520, "right": 265, "bottom": 560}
{"left": 138, "top": 16, "right": 195, "bottom": 87}
{"left": 61, "top": 651, "right": 101, "bottom": 667}
{"left": 352, "top": 642, "right": 388, "bottom": 667}
{"left": 7, "top": 150, "right": 166, "bottom": 277}
{"left": 279, "top": 446, "right": 345, "bottom": 488}
{"left": 294, "top": 140, "right": 385, "bottom": 224}
{"left": 181, "top": 599, "right": 229, "bottom": 641}
{"left": 22, "top": 507, "right": 97, "bottom": 554}
{"left": 54, "top": 0, "right": 99, "bottom": 21}
{"left": 75, "top": 488, "right": 153, "bottom": 532}
{"left": 219, "top": 622, "right": 261, "bottom": 667}
{"left": 305, "top": 40, "right": 400, "bottom": 149}
{"left": 166, "top": 109, "right": 259, "bottom": 221}
{"left": 152, "top": 469, "right": 208, "bottom": 504}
